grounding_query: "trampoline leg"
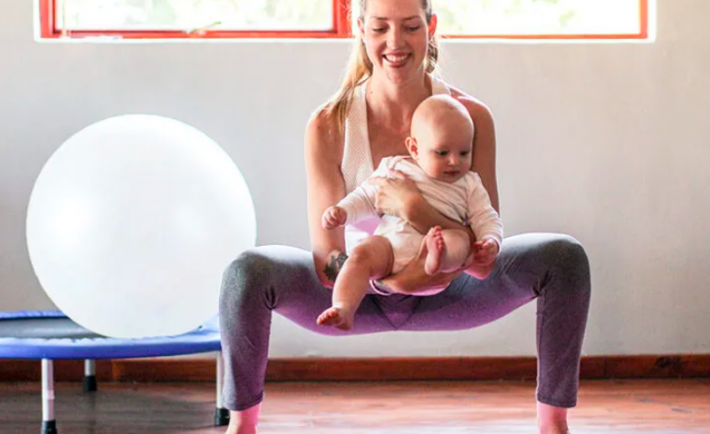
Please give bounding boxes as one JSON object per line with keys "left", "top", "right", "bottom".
{"left": 83, "top": 359, "right": 97, "bottom": 392}
{"left": 41, "top": 359, "right": 58, "bottom": 434}
{"left": 214, "top": 351, "right": 229, "bottom": 427}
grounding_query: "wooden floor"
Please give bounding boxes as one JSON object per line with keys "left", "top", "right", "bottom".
{"left": 1, "top": 379, "right": 709, "bottom": 433}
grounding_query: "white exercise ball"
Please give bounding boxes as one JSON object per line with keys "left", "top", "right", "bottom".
{"left": 26, "top": 114, "right": 256, "bottom": 338}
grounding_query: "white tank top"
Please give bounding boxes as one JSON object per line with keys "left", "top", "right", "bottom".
{"left": 341, "top": 75, "right": 452, "bottom": 252}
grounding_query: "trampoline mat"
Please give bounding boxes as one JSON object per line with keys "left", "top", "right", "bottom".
{"left": 0, "top": 317, "right": 101, "bottom": 340}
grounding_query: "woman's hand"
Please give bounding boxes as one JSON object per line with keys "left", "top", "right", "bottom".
{"left": 369, "top": 170, "right": 422, "bottom": 220}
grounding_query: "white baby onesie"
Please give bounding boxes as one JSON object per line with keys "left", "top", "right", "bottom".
{"left": 337, "top": 156, "right": 504, "bottom": 273}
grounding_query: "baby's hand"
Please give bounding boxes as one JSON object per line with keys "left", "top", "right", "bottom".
{"left": 322, "top": 206, "right": 348, "bottom": 229}
{"left": 472, "top": 238, "right": 500, "bottom": 266}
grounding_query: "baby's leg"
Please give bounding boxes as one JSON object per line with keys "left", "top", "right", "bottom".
{"left": 317, "top": 236, "right": 394, "bottom": 330}
{"left": 425, "top": 227, "right": 471, "bottom": 275}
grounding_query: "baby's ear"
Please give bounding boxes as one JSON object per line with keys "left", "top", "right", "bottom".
{"left": 405, "top": 137, "right": 418, "bottom": 157}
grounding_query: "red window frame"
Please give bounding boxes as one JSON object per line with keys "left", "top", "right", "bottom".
{"left": 39, "top": 0, "right": 648, "bottom": 40}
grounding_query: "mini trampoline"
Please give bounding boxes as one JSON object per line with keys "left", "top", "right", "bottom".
{"left": 0, "top": 310, "right": 229, "bottom": 434}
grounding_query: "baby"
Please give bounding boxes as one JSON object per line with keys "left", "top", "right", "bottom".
{"left": 318, "top": 94, "right": 503, "bottom": 330}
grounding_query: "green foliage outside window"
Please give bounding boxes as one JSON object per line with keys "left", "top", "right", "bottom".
{"left": 57, "top": 0, "right": 641, "bottom": 36}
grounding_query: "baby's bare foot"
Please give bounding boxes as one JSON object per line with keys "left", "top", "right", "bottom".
{"left": 424, "top": 227, "right": 445, "bottom": 275}
{"left": 317, "top": 307, "right": 353, "bottom": 330}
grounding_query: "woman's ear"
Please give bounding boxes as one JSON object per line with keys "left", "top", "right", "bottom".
{"left": 405, "top": 137, "right": 419, "bottom": 158}
{"left": 357, "top": 17, "right": 365, "bottom": 39}
{"left": 428, "top": 14, "right": 438, "bottom": 39}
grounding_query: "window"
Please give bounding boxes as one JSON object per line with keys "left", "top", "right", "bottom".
{"left": 41, "top": 0, "right": 352, "bottom": 39}
{"left": 430, "top": 0, "right": 649, "bottom": 39}
{"left": 39, "top": 0, "right": 649, "bottom": 40}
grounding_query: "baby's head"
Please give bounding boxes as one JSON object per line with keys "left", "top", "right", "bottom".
{"left": 406, "top": 95, "right": 474, "bottom": 183}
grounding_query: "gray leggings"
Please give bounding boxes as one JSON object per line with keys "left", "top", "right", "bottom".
{"left": 219, "top": 233, "right": 591, "bottom": 411}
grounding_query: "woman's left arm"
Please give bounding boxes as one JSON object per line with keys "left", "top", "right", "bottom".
{"left": 456, "top": 92, "right": 499, "bottom": 214}
{"left": 455, "top": 91, "right": 500, "bottom": 279}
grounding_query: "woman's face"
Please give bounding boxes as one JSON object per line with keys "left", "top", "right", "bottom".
{"left": 358, "top": 0, "right": 436, "bottom": 85}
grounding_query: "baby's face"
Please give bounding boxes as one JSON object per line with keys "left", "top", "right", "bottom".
{"left": 411, "top": 119, "right": 473, "bottom": 183}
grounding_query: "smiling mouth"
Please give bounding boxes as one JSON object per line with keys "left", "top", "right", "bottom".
{"left": 383, "top": 53, "right": 411, "bottom": 67}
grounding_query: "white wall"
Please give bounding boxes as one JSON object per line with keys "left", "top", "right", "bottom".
{"left": 1, "top": 0, "right": 708, "bottom": 357}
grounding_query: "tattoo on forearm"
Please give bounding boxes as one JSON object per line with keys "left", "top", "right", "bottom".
{"left": 324, "top": 252, "right": 348, "bottom": 283}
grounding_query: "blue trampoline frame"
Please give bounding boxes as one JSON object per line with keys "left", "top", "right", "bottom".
{"left": 0, "top": 310, "right": 222, "bottom": 359}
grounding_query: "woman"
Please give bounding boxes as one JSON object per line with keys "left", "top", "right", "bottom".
{"left": 220, "top": 0, "right": 591, "bottom": 433}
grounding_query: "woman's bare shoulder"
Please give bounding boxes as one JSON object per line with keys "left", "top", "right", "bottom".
{"left": 448, "top": 85, "right": 495, "bottom": 127}
{"left": 305, "top": 105, "right": 345, "bottom": 165}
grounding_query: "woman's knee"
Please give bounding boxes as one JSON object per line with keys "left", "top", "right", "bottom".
{"left": 548, "top": 235, "right": 588, "bottom": 269}
{"left": 545, "top": 234, "right": 591, "bottom": 294}
{"left": 220, "top": 248, "right": 275, "bottom": 307}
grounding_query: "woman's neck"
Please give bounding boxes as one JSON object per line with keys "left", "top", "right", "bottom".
{"left": 365, "top": 73, "right": 432, "bottom": 133}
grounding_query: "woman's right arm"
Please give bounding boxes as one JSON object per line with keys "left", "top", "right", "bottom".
{"left": 304, "top": 111, "right": 348, "bottom": 288}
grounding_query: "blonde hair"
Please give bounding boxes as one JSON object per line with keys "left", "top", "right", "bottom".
{"left": 323, "top": 0, "right": 440, "bottom": 133}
